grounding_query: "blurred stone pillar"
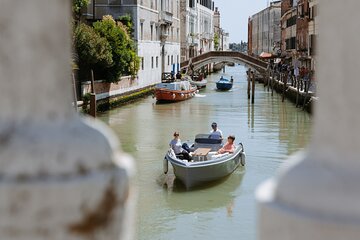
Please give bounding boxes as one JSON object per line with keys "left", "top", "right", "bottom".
{"left": 257, "top": 1, "right": 360, "bottom": 239}
{"left": 0, "top": 1, "right": 135, "bottom": 239}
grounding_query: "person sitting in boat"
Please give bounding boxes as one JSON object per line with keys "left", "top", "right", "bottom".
{"left": 217, "top": 135, "right": 236, "bottom": 154}
{"left": 209, "top": 122, "right": 223, "bottom": 140}
{"left": 176, "top": 71, "right": 182, "bottom": 80}
{"left": 169, "top": 132, "right": 191, "bottom": 161}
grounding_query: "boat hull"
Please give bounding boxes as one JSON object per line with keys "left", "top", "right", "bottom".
{"left": 155, "top": 88, "right": 197, "bottom": 102}
{"left": 189, "top": 79, "right": 207, "bottom": 89}
{"left": 166, "top": 147, "right": 245, "bottom": 189}
{"left": 216, "top": 82, "right": 233, "bottom": 90}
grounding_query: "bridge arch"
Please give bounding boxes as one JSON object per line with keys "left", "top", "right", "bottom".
{"left": 180, "top": 51, "right": 269, "bottom": 74}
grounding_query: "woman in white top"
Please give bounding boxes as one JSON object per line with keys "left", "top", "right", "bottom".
{"left": 169, "top": 132, "right": 191, "bottom": 161}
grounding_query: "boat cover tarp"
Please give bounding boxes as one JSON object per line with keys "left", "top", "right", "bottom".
{"left": 155, "top": 81, "right": 191, "bottom": 91}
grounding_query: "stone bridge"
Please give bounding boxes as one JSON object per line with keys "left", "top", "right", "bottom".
{"left": 180, "top": 51, "right": 269, "bottom": 73}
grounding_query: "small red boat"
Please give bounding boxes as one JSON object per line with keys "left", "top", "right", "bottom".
{"left": 155, "top": 80, "right": 198, "bottom": 102}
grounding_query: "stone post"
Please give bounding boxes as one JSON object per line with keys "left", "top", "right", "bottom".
{"left": 0, "top": 1, "right": 135, "bottom": 240}
{"left": 257, "top": 1, "right": 360, "bottom": 239}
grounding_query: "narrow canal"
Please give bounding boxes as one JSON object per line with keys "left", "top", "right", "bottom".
{"left": 98, "top": 64, "right": 312, "bottom": 240}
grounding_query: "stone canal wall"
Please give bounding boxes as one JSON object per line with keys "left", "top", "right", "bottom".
{"left": 255, "top": 75, "right": 317, "bottom": 114}
{"left": 81, "top": 76, "right": 155, "bottom": 111}
{"left": 82, "top": 76, "right": 141, "bottom": 100}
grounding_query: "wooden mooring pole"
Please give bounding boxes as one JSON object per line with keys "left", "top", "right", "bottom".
{"left": 267, "top": 69, "right": 270, "bottom": 92}
{"left": 252, "top": 71, "right": 255, "bottom": 104}
{"left": 282, "top": 72, "right": 287, "bottom": 102}
{"left": 89, "top": 93, "right": 96, "bottom": 118}
{"left": 90, "top": 69, "right": 97, "bottom": 118}
{"left": 91, "top": 69, "right": 95, "bottom": 94}
{"left": 271, "top": 70, "right": 274, "bottom": 96}
{"left": 247, "top": 68, "right": 251, "bottom": 100}
{"left": 302, "top": 79, "right": 309, "bottom": 110}
{"left": 296, "top": 76, "right": 300, "bottom": 107}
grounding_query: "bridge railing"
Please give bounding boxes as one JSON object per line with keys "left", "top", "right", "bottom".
{"left": 180, "top": 51, "right": 268, "bottom": 70}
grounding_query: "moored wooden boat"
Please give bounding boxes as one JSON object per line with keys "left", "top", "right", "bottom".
{"left": 164, "top": 134, "right": 246, "bottom": 189}
{"left": 155, "top": 80, "right": 198, "bottom": 102}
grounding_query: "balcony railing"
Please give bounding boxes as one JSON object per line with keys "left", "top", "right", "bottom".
{"left": 159, "top": 11, "right": 173, "bottom": 25}
{"left": 201, "top": 32, "right": 214, "bottom": 40}
{"left": 187, "top": 38, "right": 199, "bottom": 46}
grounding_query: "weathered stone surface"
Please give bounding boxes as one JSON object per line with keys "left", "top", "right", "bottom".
{"left": 0, "top": 0, "right": 135, "bottom": 239}
{"left": 257, "top": 1, "right": 360, "bottom": 239}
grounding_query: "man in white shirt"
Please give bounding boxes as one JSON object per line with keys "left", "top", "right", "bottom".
{"left": 209, "top": 122, "right": 223, "bottom": 140}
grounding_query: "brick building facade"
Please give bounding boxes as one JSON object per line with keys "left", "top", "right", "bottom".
{"left": 248, "top": 1, "right": 281, "bottom": 56}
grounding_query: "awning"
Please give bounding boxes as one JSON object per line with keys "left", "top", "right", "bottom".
{"left": 259, "top": 52, "right": 275, "bottom": 59}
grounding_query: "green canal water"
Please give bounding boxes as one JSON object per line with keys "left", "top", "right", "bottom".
{"left": 98, "top": 65, "right": 313, "bottom": 240}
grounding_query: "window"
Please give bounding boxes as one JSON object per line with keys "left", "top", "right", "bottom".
{"left": 151, "top": 57, "right": 154, "bottom": 69}
{"left": 155, "top": 26, "right": 159, "bottom": 41}
{"left": 171, "top": 55, "right": 173, "bottom": 65}
{"left": 168, "top": 55, "right": 170, "bottom": 65}
{"left": 286, "top": 15, "right": 297, "bottom": 28}
{"left": 141, "top": 57, "right": 144, "bottom": 70}
{"left": 177, "top": 55, "right": 179, "bottom": 64}
{"left": 309, "top": 34, "right": 317, "bottom": 56}
{"left": 150, "top": 24, "right": 153, "bottom": 41}
{"left": 156, "top": 56, "right": 159, "bottom": 68}
{"left": 177, "top": 28, "right": 179, "bottom": 41}
{"left": 286, "top": 37, "right": 296, "bottom": 50}
{"left": 298, "top": 4, "right": 305, "bottom": 18}
{"left": 309, "top": 5, "right": 317, "bottom": 20}
{"left": 140, "top": 22, "right": 144, "bottom": 40}
{"left": 189, "top": 0, "right": 194, "bottom": 8}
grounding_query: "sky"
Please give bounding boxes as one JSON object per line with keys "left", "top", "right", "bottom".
{"left": 214, "top": 0, "right": 269, "bottom": 43}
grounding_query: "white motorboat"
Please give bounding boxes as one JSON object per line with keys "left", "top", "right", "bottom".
{"left": 183, "top": 75, "right": 207, "bottom": 89}
{"left": 164, "top": 134, "right": 246, "bottom": 189}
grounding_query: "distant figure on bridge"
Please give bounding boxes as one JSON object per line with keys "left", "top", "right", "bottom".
{"left": 230, "top": 76, "right": 234, "bottom": 82}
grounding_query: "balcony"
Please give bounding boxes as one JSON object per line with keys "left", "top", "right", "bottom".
{"left": 187, "top": 34, "right": 199, "bottom": 46}
{"left": 201, "top": 32, "right": 214, "bottom": 40}
{"left": 160, "top": 32, "right": 169, "bottom": 42}
{"left": 159, "top": 11, "right": 173, "bottom": 25}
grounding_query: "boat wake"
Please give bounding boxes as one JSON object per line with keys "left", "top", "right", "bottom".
{"left": 194, "top": 93, "right": 206, "bottom": 98}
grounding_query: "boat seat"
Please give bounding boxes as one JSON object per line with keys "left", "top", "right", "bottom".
{"left": 193, "top": 143, "right": 222, "bottom": 152}
{"left": 208, "top": 152, "right": 229, "bottom": 160}
{"left": 176, "top": 153, "right": 185, "bottom": 160}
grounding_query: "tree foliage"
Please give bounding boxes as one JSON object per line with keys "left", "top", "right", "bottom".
{"left": 74, "top": 15, "right": 140, "bottom": 83}
{"left": 93, "top": 15, "right": 140, "bottom": 82}
{"left": 74, "top": 23, "right": 113, "bottom": 74}
{"left": 118, "top": 14, "right": 134, "bottom": 36}
{"left": 72, "top": 0, "right": 90, "bottom": 22}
